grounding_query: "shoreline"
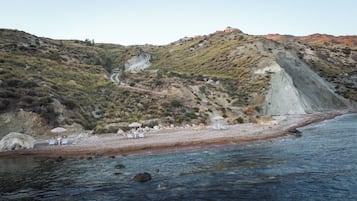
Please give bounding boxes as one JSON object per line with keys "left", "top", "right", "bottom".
{"left": 0, "top": 110, "right": 351, "bottom": 158}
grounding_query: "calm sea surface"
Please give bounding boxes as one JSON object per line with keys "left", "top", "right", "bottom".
{"left": 0, "top": 114, "right": 356, "bottom": 201}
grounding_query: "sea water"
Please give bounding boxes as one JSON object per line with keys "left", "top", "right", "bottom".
{"left": 0, "top": 114, "right": 356, "bottom": 201}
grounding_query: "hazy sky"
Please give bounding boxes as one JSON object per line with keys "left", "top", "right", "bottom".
{"left": 1, "top": 0, "right": 356, "bottom": 45}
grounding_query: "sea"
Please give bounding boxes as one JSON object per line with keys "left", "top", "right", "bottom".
{"left": 0, "top": 114, "right": 356, "bottom": 201}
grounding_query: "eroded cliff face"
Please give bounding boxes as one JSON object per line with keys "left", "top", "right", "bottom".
{"left": 124, "top": 52, "right": 151, "bottom": 73}
{"left": 261, "top": 63, "right": 306, "bottom": 115}
{"left": 261, "top": 41, "right": 351, "bottom": 115}
{"left": 0, "top": 110, "right": 49, "bottom": 138}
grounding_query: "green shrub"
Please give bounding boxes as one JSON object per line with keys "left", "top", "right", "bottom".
{"left": 0, "top": 90, "right": 20, "bottom": 98}
{"left": 122, "top": 90, "right": 130, "bottom": 96}
{"left": 156, "top": 69, "right": 165, "bottom": 78}
{"left": 84, "top": 122, "right": 96, "bottom": 130}
{"left": 5, "top": 79, "right": 23, "bottom": 88}
{"left": 61, "top": 98, "right": 78, "bottom": 110}
{"left": 155, "top": 80, "right": 164, "bottom": 86}
{"left": 84, "top": 38, "right": 95, "bottom": 46}
{"left": 237, "top": 117, "right": 244, "bottom": 124}
{"left": 97, "top": 49, "right": 116, "bottom": 73}
{"left": 48, "top": 50, "right": 61, "bottom": 61}
{"left": 185, "top": 111, "right": 197, "bottom": 119}
{"left": 0, "top": 99, "right": 10, "bottom": 110}
{"left": 175, "top": 115, "right": 185, "bottom": 123}
{"left": 193, "top": 107, "right": 199, "bottom": 112}
{"left": 170, "top": 99, "right": 182, "bottom": 108}
{"left": 22, "top": 96, "right": 35, "bottom": 104}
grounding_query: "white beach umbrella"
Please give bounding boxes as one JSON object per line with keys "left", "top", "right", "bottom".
{"left": 50, "top": 127, "right": 67, "bottom": 133}
{"left": 128, "top": 122, "right": 142, "bottom": 128}
{"left": 213, "top": 116, "right": 224, "bottom": 120}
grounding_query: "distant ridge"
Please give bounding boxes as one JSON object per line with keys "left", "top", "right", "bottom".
{"left": 265, "top": 33, "right": 357, "bottom": 47}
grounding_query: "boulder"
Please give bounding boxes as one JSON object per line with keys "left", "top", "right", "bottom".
{"left": 0, "top": 132, "right": 35, "bottom": 151}
{"left": 133, "top": 172, "right": 152, "bottom": 182}
{"left": 194, "top": 123, "right": 205, "bottom": 130}
{"left": 289, "top": 128, "right": 302, "bottom": 137}
{"left": 115, "top": 164, "right": 125, "bottom": 169}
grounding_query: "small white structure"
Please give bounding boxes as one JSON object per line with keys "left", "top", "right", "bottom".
{"left": 127, "top": 133, "right": 134, "bottom": 139}
{"left": 212, "top": 116, "right": 226, "bottom": 130}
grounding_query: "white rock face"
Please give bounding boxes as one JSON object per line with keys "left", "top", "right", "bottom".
{"left": 262, "top": 49, "right": 350, "bottom": 115}
{"left": 0, "top": 132, "right": 35, "bottom": 151}
{"left": 124, "top": 52, "right": 151, "bottom": 73}
{"left": 262, "top": 63, "right": 306, "bottom": 115}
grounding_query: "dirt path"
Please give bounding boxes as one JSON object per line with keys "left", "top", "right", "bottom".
{"left": 109, "top": 68, "right": 177, "bottom": 96}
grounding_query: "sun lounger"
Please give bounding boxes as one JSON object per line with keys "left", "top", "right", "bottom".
{"left": 49, "top": 138, "right": 56, "bottom": 145}
{"left": 61, "top": 137, "right": 68, "bottom": 145}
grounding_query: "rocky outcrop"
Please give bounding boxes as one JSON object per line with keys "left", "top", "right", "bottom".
{"left": 124, "top": 52, "right": 151, "bottom": 73}
{"left": 0, "top": 110, "right": 49, "bottom": 138}
{"left": 0, "top": 132, "right": 35, "bottom": 151}
{"left": 261, "top": 41, "right": 351, "bottom": 115}
{"left": 133, "top": 172, "right": 152, "bottom": 182}
{"left": 115, "top": 164, "right": 125, "bottom": 169}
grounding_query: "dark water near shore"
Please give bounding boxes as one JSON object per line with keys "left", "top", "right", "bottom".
{"left": 0, "top": 114, "right": 356, "bottom": 201}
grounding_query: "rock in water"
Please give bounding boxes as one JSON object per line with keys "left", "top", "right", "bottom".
{"left": 0, "top": 132, "right": 35, "bottom": 151}
{"left": 133, "top": 172, "right": 152, "bottom": 182}
{"left": 115, "top": 164, "right": 125, "bottom": 169}
{"left": 289, "top": 128, "right": 302, "bottom": 137}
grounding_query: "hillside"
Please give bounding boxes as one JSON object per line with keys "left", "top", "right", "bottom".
{"left": 0, "top": 28, "right": 355, "bottom": 137}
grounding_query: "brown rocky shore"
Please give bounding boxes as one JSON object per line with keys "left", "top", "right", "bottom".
{"left": 0, "top": 110, "right": 350, "bottom": 158}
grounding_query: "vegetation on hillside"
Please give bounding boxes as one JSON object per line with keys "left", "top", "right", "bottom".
{"left": 1, "top": 28, "right": 354, "bottom": 135}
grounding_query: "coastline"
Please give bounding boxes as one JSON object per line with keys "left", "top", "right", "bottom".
{"left": 0, "top": 110, "right": 351, "bottom": 158}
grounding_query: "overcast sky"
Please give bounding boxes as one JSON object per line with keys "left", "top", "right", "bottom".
{"left": 1, "top": 0, "right": 356, "bottom": 45}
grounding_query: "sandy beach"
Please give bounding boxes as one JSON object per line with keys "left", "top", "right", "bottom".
{"left": 0, "top": 110, "right": 349, "bottom": 158}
